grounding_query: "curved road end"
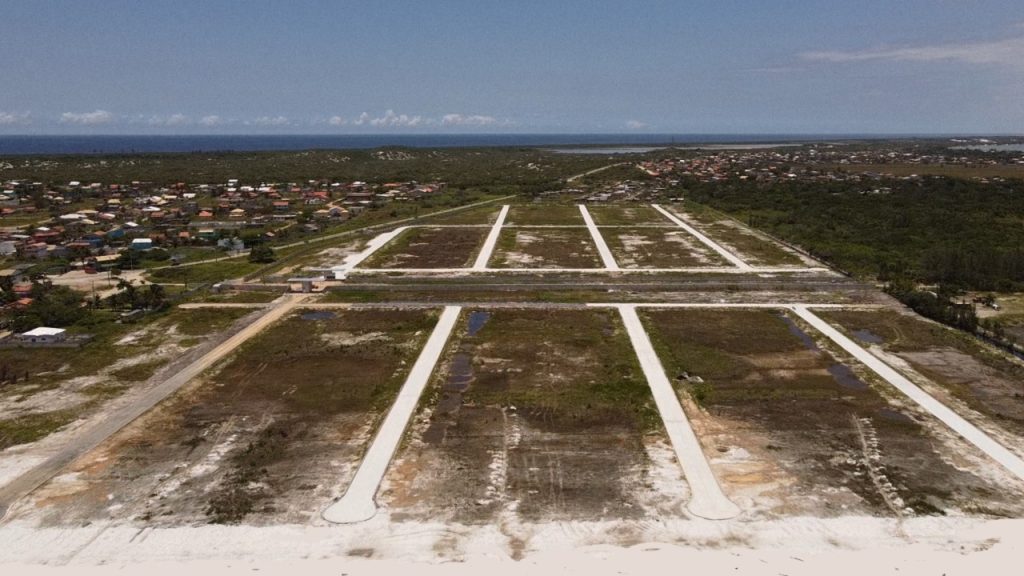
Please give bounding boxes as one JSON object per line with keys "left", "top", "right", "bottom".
{"left": 323, "top": 305, "right": 462, "bottom": 524}
{"left": 617, "top": 304, "right": 741, "bottom": 520}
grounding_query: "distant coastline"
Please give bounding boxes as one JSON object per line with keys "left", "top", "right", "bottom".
{"left": 0, "top": 133, "right": 989, "bottom": 156}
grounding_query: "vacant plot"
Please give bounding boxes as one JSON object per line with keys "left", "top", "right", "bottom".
{"left": 12, "top": 309, "right": 436, "bottom": 526}
{"left": 0, "top": 307, "right": 252, "bottom": 451}
{"left": 505, "top": 204, "right": 583, "bottom": 225}
{"left": 360, "top": 227, "right": 489, "bottom": 269}
{"left": 820, "top": 310, "right": 1024, "bottom": 441}
{"left": 380, "top": 308, "right": 687, "bottom": 525}
{"left": 605, "top": 228, "right": 729, "bottom": 268}
{"left": 421, "top": 204, "right": 502, "bottom": 225}
{"left": 490, "top": 228, "right": 602, "bottom": 268}
{"left": 668, "top": 204, "right": 806, "bottom": 266}
{"left": 642, "top": 308, "right": 1023, "bottom": 518}
{"left": 587, "top": 204, "right": 672, "bottom": 226}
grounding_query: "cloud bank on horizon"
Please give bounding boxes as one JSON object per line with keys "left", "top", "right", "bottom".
{"left": 1, "top": 1, "right": 1023, "bottom": 134}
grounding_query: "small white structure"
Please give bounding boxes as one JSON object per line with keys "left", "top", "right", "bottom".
{"left": 18, "top": 327, "right": 67, "bottom": 344}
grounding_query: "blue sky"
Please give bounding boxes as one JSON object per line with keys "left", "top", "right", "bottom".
{"left": 2, "top": 0, "right": 1023, "bottom": 134}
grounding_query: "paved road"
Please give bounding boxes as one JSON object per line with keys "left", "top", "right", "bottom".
{"left": 617, "top": 304, "right": 741, "bottom": 520}
{"left": 322, "top": 305, "right": 462, "bottom": 523}
{"left": 472, "top": 205, "right": 509, "bottom": 270}
{"left": 0, "top": 294, "right": 308, "bottom": 522}
{"left": 579, "top": 204, "right": 620, "bottom": 270}
{"left": 793, "top": 305, "right": 1024, "bottom": 482}
{"left": 565, "top": 162, "right": 629, "bottom": 183}
{"left": 651, "top": 204, "right": 753, "bottom": 271}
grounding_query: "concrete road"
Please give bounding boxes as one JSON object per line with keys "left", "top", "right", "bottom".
{"left": 651, "top": 204, "right": 753, "bottom": 271}
{"left": 323, "top": 305, "right": 462, "bottom": 523}
{"left": 579, "top": 204, "right": 620, "bottom": 270}
{"left": 617, "top": 304, "right": 741, "bottom": 520}
{"left": 793, "top": 305, "right": 1024, "bottom": 482}
{"left": 472, "top": 205, "right": 509, "bottom": 270}
{"left": 0, "top": 294, "right": 309, "bottom": 522}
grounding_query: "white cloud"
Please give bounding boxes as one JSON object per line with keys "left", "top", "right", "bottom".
{"left": 250, "top": 116, "right": 290, "bottom": 127}
{"left": 367, "top": 109, "right": 425, "bottom": 127}
{"left": 0, "top": 111, "right": 31, "bottom": 126}
{"left": 328, "top": 115, "right": 346, "bottom": 126}
{"left": 625, "top": 120, "right": 649, "bottom": 130}
{"left": 199, "top": 115, "right": 225, "bottom": 126}
{"left": 441, "top": 113, "right": 498, "bottom": 127}
{"left": 353, "top": 112, "right": 371, "bottom": 126}
{"left": 801, "top": 35, "right": 1024, "bottom": 67}
{"left": 146, "top": 113, "right": 191, "bottom": 126}
{"left": 60, "top": 110, "right": 114, "bottom": 125}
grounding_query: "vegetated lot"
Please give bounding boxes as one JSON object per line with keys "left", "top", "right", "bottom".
{"left": 490, "top": 228, "right": 602, "bottom": 268}
{"left": 361, "top": 227, "right": 489, "bottom": 269}
{"left": 820, "top": 310, "right": 1024, "bottom": 441}
{"left": 0, "top": 307, "right": 251, "bottom": 452}
{"left": 586, "top": 204, "right": 672, "bottom": 226}
{"left": 421, "top": 204, "right": 502, "bottom": 225}
{"left": 668, "top": 203, "right": 806, "bottom": 267}
{"left": 12, "top": 309, "right": 437, "bottom": 526}
{"left": 641, "top": 308, "right": 1023, "bottom": 518}
{"left": 505, "top": 203, "right": 584, "bottom": 225}
{"left": 380, "top": 309, "right": 688, "bottom": 526}
{"left": 605, "top": 228, "right": 729, "bottom": 268}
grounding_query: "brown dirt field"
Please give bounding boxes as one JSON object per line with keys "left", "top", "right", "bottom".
{"left": 641, "top": 308, "right": 1024, "bottom": 518}
{"left": 586, "top": 204, "right": 671, "bottom": 226}
{"left": 379, "top": 309, "right": 683, "bottom": 525}
{"left": 820, "top": 310, "right": 1024, "bottom": 440}
{"left": 505, "top": 204, "right": 584, "bottom": 225}
{"left": 361, "top": 227, "right": 489, "bottom": 268}
{"left": 15, "top": 309, "right": 437, "bottom": 527}
{"left": 605, "top": 228, "right": 729, "bottom": 268}
{"left": 490, "top": 229, "right": 602, "bottom": 268}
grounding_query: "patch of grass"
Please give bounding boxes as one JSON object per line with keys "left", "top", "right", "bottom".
{"left": 505, "top": 203, "right": 583, "bottom": 225}
{"left": 109, "top": 359, "right": 167, "bottom": 382}
{"left": 587, "top": 204, "right": 669, "bottom": 225}
{"left": 171, "top": 307, "right": 253, "bottom": 337}
{"left": 0, "top": 410, "right": 77, "bottom": 450}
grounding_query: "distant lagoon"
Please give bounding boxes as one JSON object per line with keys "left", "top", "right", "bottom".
{"left": 953, "top": 143, "right": 1024, "bottom": 152}
{"left": 0, "top": 133, "right": 881, "bottom": 156}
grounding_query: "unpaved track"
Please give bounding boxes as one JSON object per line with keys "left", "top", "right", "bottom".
{"left": 473, "top": 205, "right": 509, "bottom": 270}
{"left": 0, "top": 294, "right": 309, "bottom": 522}
{"left": 579, "top": 204, "right": 620, "bottom": 270}
{"left": 792, "top": 305, "right": 1024, "bottom": 482}
{"left": 617, "top": 304, "right": 740, "bottom": 519}
{"left": 322, "top": 305, "right": 462, "bottom": 523}
{"left": 651, "top": 204, "right": 752, "bottom": 271}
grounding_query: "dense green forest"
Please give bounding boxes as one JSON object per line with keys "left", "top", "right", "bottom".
{"left": 684, "top": 176, "right": 1024, "bottom": 291}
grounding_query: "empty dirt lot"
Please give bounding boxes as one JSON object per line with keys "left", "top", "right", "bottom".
{"left": 360, "top": 227, "right": 489, "bottom": 268}
{"left": 821, "top": 310, "right": 1024, "bottom": 444}
{"left": 380, "top": 308, "right": 689, "bottom": 529}
{"left": 605, "top": 228, "right": 729, "bottom": 268}
{"left": 490, "top": 228, "right": 602, "bottom": 268}
{"left": 668, "top": 204, "right": 808, "bottom": 267}
{"left": 7, "top": 308, "right": 437, "bottom": 526}
{"left": 641, "top": 308, "right": 1024, "bottom": 518}
{"left": 586, "top": 204, "right": 673, "bottom": 226}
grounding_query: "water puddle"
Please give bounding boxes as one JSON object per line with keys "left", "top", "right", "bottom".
{"left": 423, "top": 311, "right": 492, "bottom": 444}
{"left": 876, "top": 408, "right": 916, "bottom": 425}
{"left": 853, "top": 329, "right": 884, "bottom": 344}
{"left": 828, "top": 363, "right": 868, "bottom": 390}
{"left": 300, "top": 311, "right": 336, "bottom": 321}
{"left": 778, "top": 313, "right": 820, "bottom": 351}
{"left": 467, "top": 310, "right": 491, "bottom": 336}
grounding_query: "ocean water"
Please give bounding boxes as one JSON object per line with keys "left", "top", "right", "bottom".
{"left": 0, "top": 133, "right": 863, "bottom": 156}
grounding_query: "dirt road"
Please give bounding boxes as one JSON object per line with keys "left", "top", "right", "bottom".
{"left": 0, "top": 294, "right": 309, "bottom": 522}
